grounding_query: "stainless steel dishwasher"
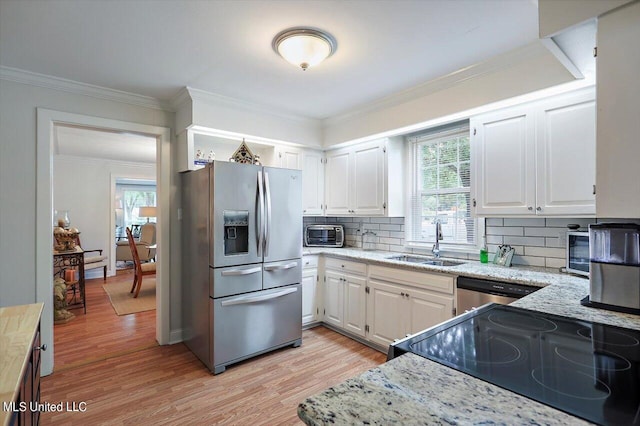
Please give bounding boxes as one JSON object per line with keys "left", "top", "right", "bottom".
{"left": 456, "top": 276, "right": 539, "bottom": 314}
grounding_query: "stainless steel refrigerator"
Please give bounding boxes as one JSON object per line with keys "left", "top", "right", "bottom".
{"left": 182, "top": 161, "right": 302, "bottom": 374}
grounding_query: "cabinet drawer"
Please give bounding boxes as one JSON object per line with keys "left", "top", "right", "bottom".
{"left": 369, "top": 265, "right": 454, "bottom": 295}
{"left": 325, "top": 257, "right": 366, "bottom": 275}
{"left": 302, "top": 255, "right": 319, "bottom": 269}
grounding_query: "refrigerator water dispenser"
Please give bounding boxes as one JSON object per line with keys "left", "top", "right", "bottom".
{"left": 223, "top": 210, "right": 249, "bottom": 255}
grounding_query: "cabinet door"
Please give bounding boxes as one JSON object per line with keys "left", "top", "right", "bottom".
{"left": 536, "top": 91, "right": 596, "bottom": 215}
{"left": 276, "top": 146, "right": 303, "bottom": 170}
{"left": 324, "top": 148, "right": 351, "bottom": 215}
{"left": 301, "top": 268, "right": 319, "bottom": 325}
{"left": 344, "top": 274, "right": 367, "bottom": 337}
{"left": 323, "top": 270, "right": 344, "bottom": 328}
{"left": 472, "top": 106, "right": 536, "bottom": 215}
{"left": 302, "top": 150, "right": 325, "bottom": 215}
{"left": 366, "top": 280, "right": 406, "bottom": 348}
{"left": 596, "top": 2, "right": 640, "bottom": 218}
{"left": 405, "top": 287, "right": 454, "bottom": 336}
{"left": 352, "top": 140, "right": 385, "bottom": 215}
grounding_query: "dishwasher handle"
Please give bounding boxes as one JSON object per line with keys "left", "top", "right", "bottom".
{"left": 457, "top": 276, "right": 538, "bottom": 299}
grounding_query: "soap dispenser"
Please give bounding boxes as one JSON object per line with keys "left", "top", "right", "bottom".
{"left": 480, "top": 236, "right": 489, "bottom": 264}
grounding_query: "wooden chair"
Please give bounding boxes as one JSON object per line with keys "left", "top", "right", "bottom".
{"left": 126, "top": 227, "right": 156, "bottom": 298}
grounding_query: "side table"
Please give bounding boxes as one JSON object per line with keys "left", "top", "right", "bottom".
{"left": 53, "top": 247, "right": 86, "bottom": 314}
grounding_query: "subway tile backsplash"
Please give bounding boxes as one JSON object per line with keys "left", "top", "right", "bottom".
{"left": 303, "top": 216, "right": 597, "bottom": 270}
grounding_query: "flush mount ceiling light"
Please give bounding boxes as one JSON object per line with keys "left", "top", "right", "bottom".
{"left": 272, "top": 27, "right": 337, "bottom": 71}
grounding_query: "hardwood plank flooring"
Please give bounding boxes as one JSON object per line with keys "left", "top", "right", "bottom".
{"left": 44, "top": 269, "right": 387, "bottom": 424}
{"left": 53, "top": 268, "right": 156, "bottom": 371}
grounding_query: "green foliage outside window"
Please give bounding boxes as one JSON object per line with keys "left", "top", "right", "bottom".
{"left": 410, "top": 126, "right": 474, "bottom": 246}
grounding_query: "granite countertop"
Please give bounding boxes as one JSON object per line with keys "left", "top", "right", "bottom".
{"left": 298, "top": 353, "right": 589, "bottom": 426}
{"left": 298, "top": 248, "right": 640, "bottom": 425}
{"left": 0, "top": 303, "right": 44, "bottom": 426}
{"left": 303, "top": 247, "right": 587, "bottom": 289}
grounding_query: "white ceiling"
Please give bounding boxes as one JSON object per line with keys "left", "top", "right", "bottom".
{"left": 0, "top": 0, "right": 540, "bottom": 120}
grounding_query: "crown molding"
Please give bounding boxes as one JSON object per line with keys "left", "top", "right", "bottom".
{"left": 169, "top": 87, "right": 192, "bottom": 110}
{"left": 0, "top": 66, "right": 170, "bottom": 111}
{"left": 186, "top": 87, "right": 321, "bottom": 126}
{"left": 324, "top": 41, "right": 551, "bottom": 127}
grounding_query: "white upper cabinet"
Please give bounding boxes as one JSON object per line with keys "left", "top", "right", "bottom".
{"left": 301, "top": 150, "right": 325, "bottom": 216}
{"left": 535, "top": 91, "right": 596, "bottom": 215}
{"left": 275, "top": 146, "right": 303, "bottom": 170}
{"left": 325, "top": 148, "right": 352, "bottom": 215}
{"left": 325, "top": 138, "right": 404, "bottom": 216}
{"left": 595, "top": 2, "right": 640, "bottom": 218}
{"left": 472, "top": 105, "right": 536, "bottom": 215}
{"left": 472, "top": 87, "right": 596, "bottom": 217}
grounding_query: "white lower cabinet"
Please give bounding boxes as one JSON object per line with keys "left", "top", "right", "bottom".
{"left": 319, "top": 258, "right": 455, "bottom": 351}
{"left": 323, "top": 270, "right": 344, "bottom": 328}
{"left": 366, "top": 265, "right": 455, "bottom": 348}
{"left": 323, "top": 259, "right": 367, "bottom": 337}
{"left": 301, "top": 268, "right": 319, "bottom": 325}
{"left": 343, "top": 274, "right": 367, "bottom": 337}
{"left": 366, "top": 280, "right": 406, "bottom": 347}
{"left": 302, "top": 255, "right": 321, "bottom": 326}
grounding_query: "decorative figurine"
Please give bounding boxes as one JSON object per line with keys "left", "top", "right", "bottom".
{"left": 230, "top": 139, "right": 255, "bottom": 164}
{"left": 53, "top": 277, "right": 75, "bottom": 324}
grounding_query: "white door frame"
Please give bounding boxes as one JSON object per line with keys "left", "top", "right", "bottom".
{"left": 36, "top": 108, "right": 171, "bottom": 376}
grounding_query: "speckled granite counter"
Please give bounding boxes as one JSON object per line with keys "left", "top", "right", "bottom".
{"left": 304, "top": 247, "right": 587, "bottom": 288}
{"left": 298, "top": 352, "right": 589, "bottom": 426}
{"left": 299, "top": 248, "right": 640, "bottom": 425}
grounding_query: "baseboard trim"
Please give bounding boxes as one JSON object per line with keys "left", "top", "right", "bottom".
{"left": 320, "top": 323, "right": 387, "bottom": 354}
{"left": 169, "top": 328, "right": 183, "bottom": 344}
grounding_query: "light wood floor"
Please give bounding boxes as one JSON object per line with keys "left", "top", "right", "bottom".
{"left": 42, "top": 272, "right": 387, "bottom": 425}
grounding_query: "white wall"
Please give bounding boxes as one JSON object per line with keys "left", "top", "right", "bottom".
{"left": 322, "top": 42, "right": 576, "bottom": 147}
{"left": 0, "top": 77, "right": 174, "bottom": 376}
{"left": 53, "top": 155, "right": 155, "bottom": 278}
{"left": 538, "top": 0, "right": 631, "bottom": 37}
{"left": 180, "top": 88, "right": 324, "bottom": 148}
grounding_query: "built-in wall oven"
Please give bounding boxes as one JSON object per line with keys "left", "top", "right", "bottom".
{"left": 456, "top": 276, "right": 539, "bottom": 315}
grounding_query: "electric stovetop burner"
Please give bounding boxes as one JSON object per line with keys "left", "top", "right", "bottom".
{"left": 391, "top": 304, "right": 640, "bottom": 425}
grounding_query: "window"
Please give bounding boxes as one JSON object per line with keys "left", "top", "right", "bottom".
{"left": 115, "top": 182, "right": 156, "bottom": 239}
{"left": 407, "top": 123, "right": 477, "bottom": 250}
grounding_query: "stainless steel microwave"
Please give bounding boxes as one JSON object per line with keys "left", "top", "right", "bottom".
{"left": 304, "top": 225, "right": 344, "bottom": 247}
{"left": 566, "top": 231, "right": 589, "bottom": 276}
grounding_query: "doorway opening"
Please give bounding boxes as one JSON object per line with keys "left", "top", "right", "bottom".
{"left": 37, "top": 109, "right": 171, "bottom": 376}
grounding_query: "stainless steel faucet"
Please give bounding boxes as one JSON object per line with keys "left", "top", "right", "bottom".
{"left": 432, "top": 220, "right": 443, "bottom": 258}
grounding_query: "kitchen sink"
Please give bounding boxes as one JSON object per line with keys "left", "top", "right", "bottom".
{"left": 385, "top": 255, "right": 463, "bottom": 267}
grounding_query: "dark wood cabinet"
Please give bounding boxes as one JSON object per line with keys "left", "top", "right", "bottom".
{"left": 1, "top": 304, "right": 43, "bottom": 426}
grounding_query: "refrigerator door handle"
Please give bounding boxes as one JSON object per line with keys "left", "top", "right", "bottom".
{"left": 257, "top": 170, "right": 265, "bottom": 257}
{"left": 264, "top": 171, "right": 272, "bottom": 257}
{"left": 220, "top": 287, "right": 297, "bottom": 306}
{"left": 264, "top": 262, "right": 298, "bottom": 271}
{"left": 221, "top": 266, "right": 262, "bottom": 277}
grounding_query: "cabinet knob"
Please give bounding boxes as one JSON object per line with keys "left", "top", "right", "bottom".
{"left": 401, "top": 292, "right": 405, "bottom": 296}
{"left": 527, "top": 206, "right": 533, "bottom": 211}
{"left": 405, "top": 293, "right": 410, "bottom": 298}
{"left": 36, "top": 344, "right": 47, "bottom": 351}
{"left": 536, "top": 207, "right": 542, "bottom": 211}
{"left": 341, "top": 264, "right": 345, "bottom": 268}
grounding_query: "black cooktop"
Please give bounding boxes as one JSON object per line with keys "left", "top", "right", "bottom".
{"left": 390, "top": 304, "right": 640, "bottom": 425}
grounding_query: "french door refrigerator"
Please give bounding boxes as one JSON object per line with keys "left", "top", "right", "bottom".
{"left": 182, "top": 161, "right": 302, "bottom": 374}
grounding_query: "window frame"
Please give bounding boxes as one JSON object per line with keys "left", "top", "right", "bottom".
{"left": 405, "top": 123, "right": 482, "bottom": 254}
